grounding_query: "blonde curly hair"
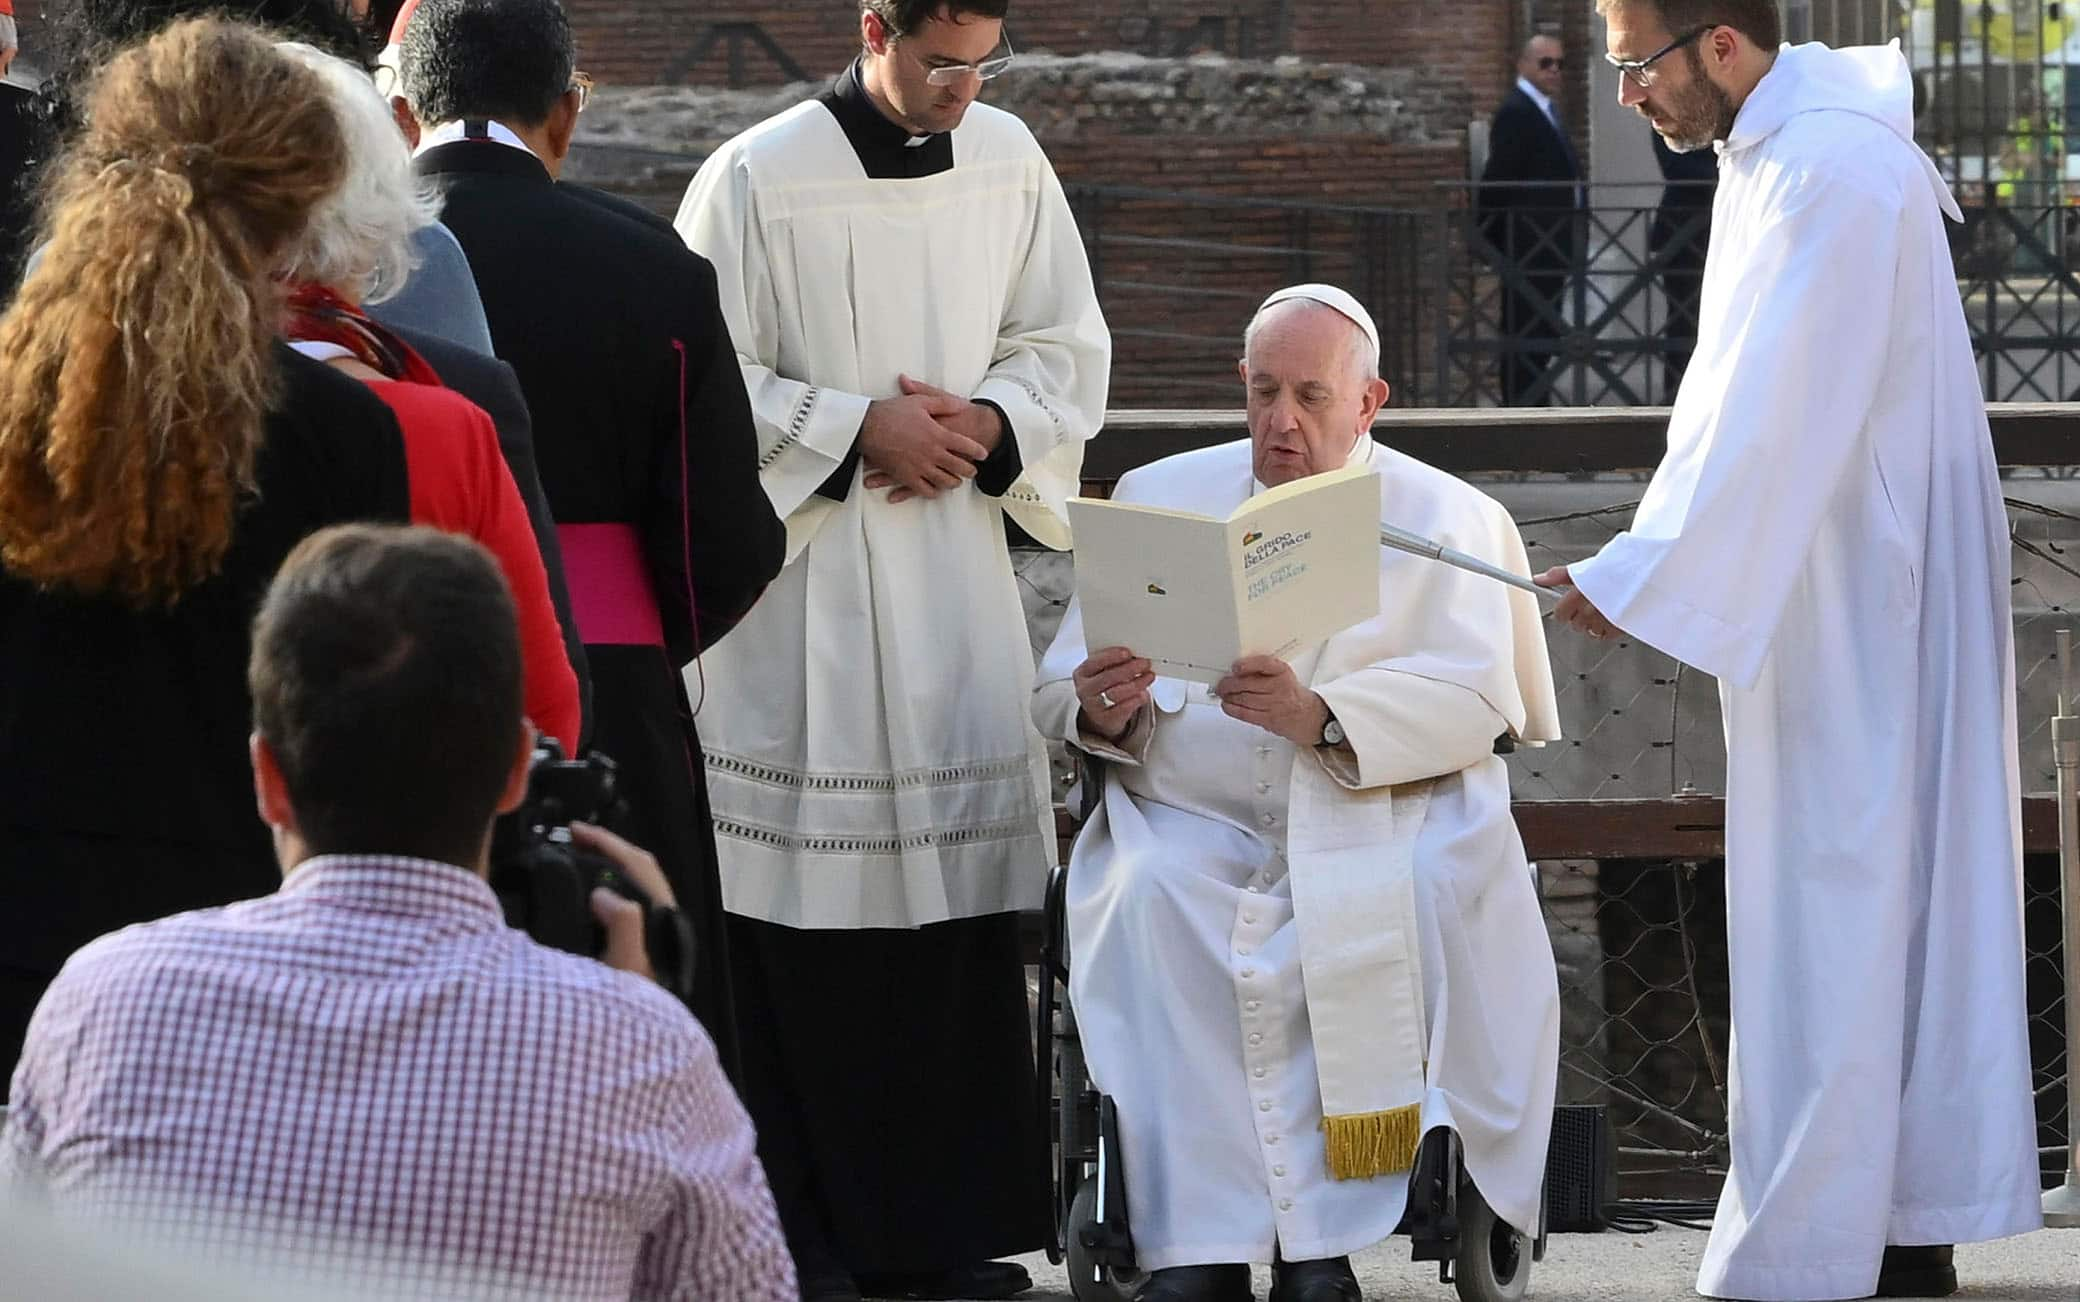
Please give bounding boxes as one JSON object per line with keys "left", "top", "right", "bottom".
{"left": 0, "top": 17, "right": 347, "bottom": 604}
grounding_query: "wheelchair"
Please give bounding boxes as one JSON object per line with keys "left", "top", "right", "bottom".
{"left": 1036, "top": 793, "right": 1545, "bottom": 1302}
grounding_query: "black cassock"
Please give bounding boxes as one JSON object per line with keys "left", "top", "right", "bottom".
{"left": 419, "top": 140, "right": 785, "bottom": 1074}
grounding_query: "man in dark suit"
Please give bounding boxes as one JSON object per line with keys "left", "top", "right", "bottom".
{"left": 1478, "top": 33, "right": 1585, "bottom": 405}
{"left": 1648, "top": 132, "right": 1716, "bottom": 398}
{"left": 399, "top": 0, "right": 785, "bottom": 1075}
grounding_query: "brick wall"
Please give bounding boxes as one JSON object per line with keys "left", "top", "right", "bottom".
{"left": 564, "top": 3, "right": 1527, "bottom": 404}
{"left": 567, "top": 0, "right": 1523, "bottom": 94}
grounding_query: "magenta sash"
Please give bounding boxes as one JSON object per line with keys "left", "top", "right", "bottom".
{"left": 556, "top": 524, "right": 665, "bottom": 647}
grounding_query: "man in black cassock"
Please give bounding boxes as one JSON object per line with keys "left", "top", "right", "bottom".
{"left": 397, "top": 0, "right": 784, "bottom": 1074}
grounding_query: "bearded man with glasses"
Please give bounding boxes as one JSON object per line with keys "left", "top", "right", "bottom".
{"left": 1536, "top": 3, "right": 2043, "bottom": 1298}
{"left": 676, "top": 2, "right": 1110, "bottom": 1299}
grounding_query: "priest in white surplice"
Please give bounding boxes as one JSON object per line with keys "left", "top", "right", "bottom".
{"left": 1539, "top": 7, "right": 2042, "bottom": 1301}
{"left": 673, "top": 3, "right": 1109, "bottom": 1298}
{"left": 1036, "top": 286, "right": 1560, "bottom": 1302}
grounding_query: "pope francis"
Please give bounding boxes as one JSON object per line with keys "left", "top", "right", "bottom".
{"left": 1034, "top": 285, "right": 1562, "bottom": 1302}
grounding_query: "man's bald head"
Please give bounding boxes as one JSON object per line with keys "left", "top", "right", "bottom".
{"left": 1519, "top": 32, "right": 1565, "bottom": 100}
{"left": 1237, "top": 298, "right": 1390, "bottom": 488}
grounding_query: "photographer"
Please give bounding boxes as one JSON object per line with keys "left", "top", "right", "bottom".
{"left": 1, "top": 523, "right": 796, "bottom": 1302}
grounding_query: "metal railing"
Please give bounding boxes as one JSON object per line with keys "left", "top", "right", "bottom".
{"left": 1064, "top": 179, "right": 2080, "bottom": 410}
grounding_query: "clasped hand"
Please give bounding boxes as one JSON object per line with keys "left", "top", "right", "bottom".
{"left": 860, "top": 374, "right": 1002, "bottom": 503}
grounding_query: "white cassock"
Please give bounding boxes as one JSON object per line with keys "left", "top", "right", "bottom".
{"left": 1033, "top": 436, "right": 1561, "bottom": 1269}
{"left": 675, "top": 97, "right": 1110, "bottom": 928}
{"left": 1569, "top": 42, "right": 2041, "bottom": 1302}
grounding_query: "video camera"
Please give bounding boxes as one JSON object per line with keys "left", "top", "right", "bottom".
{"left": 490, "top": 739, "right": 696, "bottom": 1002}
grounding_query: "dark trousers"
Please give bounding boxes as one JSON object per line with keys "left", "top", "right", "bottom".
{"left": 1658, "top": 254, "right": 1707, "bottom": 399}
{"left": 1500, "top": 266, "right": 1568, "bottom": 405}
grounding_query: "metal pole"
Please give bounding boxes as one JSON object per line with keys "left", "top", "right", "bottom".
{"left": 2044, "top": 629, "right": 2080, "bottom": 1226}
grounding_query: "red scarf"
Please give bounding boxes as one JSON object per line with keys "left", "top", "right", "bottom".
{"left": 284, "top": 283, "right": 443, "bottom": 385}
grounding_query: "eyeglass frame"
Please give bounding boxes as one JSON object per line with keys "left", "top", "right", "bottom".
{"left": 891, "top": 30, "right": 1016, "bottom": 85}
{"left": 1603, "top": 25, "right": 1714, "bottom": 89}
{"left": 568, "top": 70, "right": 594, "bottom": 112}
{"left": 1535, "top": 55, "right": 1565, "bottom": 71}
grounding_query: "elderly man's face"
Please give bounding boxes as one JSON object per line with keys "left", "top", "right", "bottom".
{"left": 1238, "top": 303, "right": 1391, "bottom": 488}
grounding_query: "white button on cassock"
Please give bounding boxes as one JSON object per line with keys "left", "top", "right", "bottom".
{"left": 1258, "top": 1100, "right": 1272, "bottom": 1113}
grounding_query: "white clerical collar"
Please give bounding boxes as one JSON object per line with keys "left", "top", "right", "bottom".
{"left": 1517, "top": 76, "right": 1558, "bottom": 122}
{"left": 413, "top": 117, "right": 541, "bottom": 161}
{"left": 288, "top": 340, "right": 356, "bottom": 363}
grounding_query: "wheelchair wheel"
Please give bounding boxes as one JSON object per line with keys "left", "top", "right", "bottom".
{"left": 1065, "top": 1179, "right": 1140, "bottom": 1302}
{"left": 1451, "top": 1180, "right": 1530, "bottom": 1302}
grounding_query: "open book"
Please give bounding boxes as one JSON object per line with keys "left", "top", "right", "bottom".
{"left": 1067, "top": 464, "right": 1380, "bottom": 684}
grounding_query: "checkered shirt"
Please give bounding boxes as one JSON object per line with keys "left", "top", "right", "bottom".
{"left": 1, "top": 855, "right": 796, "bottom": 1301}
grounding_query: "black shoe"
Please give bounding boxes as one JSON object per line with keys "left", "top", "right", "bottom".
{"left": 1270, "top": 1254, "right": 1362, "bottom": 1302}
{"left": 1873, "top": 1244, "right": 1957, "bottom": 1298}
{"left": 800, "top": 1267, "right": 864, "bottom": 1302}
{"left": 1133, "top": 1263, "right": 1254, "bottom": 1302}
{"left": 856, "top": 1260, "right": 1032, "bottom": 1300}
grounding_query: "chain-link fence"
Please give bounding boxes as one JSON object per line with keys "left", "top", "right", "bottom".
{"left": 1019, "top": 466, "right": 2075, "bottom": 1199}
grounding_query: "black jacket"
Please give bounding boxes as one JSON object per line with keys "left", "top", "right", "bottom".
{"left": 0, "top": 349, "right": 412, "bottom": 965}
{"left": 387, "top": 321, "right": 593, "bottom": 736}
{"left": 415, "top": 142, "right": 784, "bottom": 662}
{"left": 1478, "top": 87, "right": 1584, "bottom": 269}
{"left": 1649, "top": 133, "right": 1718, "bottom": 260}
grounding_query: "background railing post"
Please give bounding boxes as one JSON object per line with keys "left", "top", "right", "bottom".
{"left": 2046, "top": 628, "right": 2080, "bottom": 1227}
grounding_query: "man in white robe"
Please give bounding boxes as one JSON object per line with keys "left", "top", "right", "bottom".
{"left": 674, "top": 3, "right": 1110, "bottom": 1298}
{"left": 1035, "top": 286, "right": 1560, "bottom": 1302}
{"left": 1539, "top": 6, "right": 2043, "bottom": 1299}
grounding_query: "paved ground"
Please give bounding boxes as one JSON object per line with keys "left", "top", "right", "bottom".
{"left": 930, "top": 1230, "right": 2080, "bottom": 1301}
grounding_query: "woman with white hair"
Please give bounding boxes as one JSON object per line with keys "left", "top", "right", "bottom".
{"left": 279, "top": 41, "right": 582, "bottom": 752}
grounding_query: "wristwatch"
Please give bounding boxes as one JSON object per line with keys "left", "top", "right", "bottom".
{"left": 1317, "top": 712, "right": 1346, "bottom": 748}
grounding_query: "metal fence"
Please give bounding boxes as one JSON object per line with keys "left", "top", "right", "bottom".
{"left": 1023, "top": 415, "right": 2075, "bottom": 1200}
{"left": 1066, "top": 179, "right": 2080, "bottom": 410}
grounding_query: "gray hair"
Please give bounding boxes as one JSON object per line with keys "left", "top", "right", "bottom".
{"left": 1242, "top": 297, "right": 1381, "bottom": 384}
{"left": 276, "top": 42, "right": 443, "bottom": 305}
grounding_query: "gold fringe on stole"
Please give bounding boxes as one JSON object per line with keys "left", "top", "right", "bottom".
{"left": 1321, "top": 1103, "right": 1423, "bottom": 1181}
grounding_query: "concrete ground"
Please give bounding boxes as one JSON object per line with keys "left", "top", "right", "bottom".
{"left": 935, "top": 1230, "right": 2080, "bottom": 1301}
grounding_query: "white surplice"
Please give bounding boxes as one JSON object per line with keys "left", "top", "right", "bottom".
{"left": 1568, "top": 42, "right": 2041, "bottom": 1302}
{"left": 1033, "top": 437, "right": 1561, "bottom": 1269}
{"left": 675, "top": 99, "right": 1110, "bottom": 929}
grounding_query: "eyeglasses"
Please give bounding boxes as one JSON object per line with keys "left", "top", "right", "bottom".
{"left": 568, "top": 69, "right": 594, "bottom": 112}
{"left": 900, "top": 33, "right": 1016, "bottom": 85}
{"left": 1536, "top": 56, "right": 1565, "bottom": 71}
{"left": 1604, "top": 25, "right": 1712, "bottom": 89}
